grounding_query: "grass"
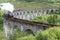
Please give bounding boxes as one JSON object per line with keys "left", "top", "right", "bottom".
{"left": 11, "top": 1, "right": 59, "bottom": 9}
{"left": 0, "top": 1, "right": 60, "bottom": 9}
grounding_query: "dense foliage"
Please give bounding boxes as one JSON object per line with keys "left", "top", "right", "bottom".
{"left": 35, "top": 27, "right": 60, "bottom": 40}
{"left": 34, "top": 10, "right": 60, "bottom": 25}
{"left": 17, "top": 35, "right": 34, "bottom": 40}
{"left": 0, "top": 10, "right": 5, "bottom": 30}
{"left": 0, "top": 30, "right": 6, "bottom": 40}
{"left": 47, "top": 14, "right": 58, "bottom": 24}
{"left": 0, "top": 11, "right": 6, "bottom": 40}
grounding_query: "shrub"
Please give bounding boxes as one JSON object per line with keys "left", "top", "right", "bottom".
{"left": 0, "top": 10, "right": 4, "bottom": 30}
{"left": 8, "top": 27, "right": 30, "bottom": 40}
{"left": 17, "top": 35, "right": 34, "bottom": 40}
{"left": 47, "top": 15, "right": 58, "bottom": 24}
{"left": 0, "top": 30, "right": 6, "bottom": 40}
{"left": 35, "top": 27, "right": 60, "bottom": 40}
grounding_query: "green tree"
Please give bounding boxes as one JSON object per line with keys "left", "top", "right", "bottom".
{"left": 8, "top": 26, "right": 29, "bottom": 40}
{"left": 35, "top": 27, "right": 60, "bottom": 40}
{"left": 47, "top": 15, "right": 58, "bottom": 24}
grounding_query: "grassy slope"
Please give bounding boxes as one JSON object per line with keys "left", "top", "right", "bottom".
{"left": 0, "top": 0, "right": 60, "bottom": 9}
{"left": 11, "top": 1, "right": 59, "bottom": 9}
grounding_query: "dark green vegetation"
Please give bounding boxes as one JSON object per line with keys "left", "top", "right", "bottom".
{"left": 0, "top": 10, "right": 4, "bottom": 30}
{"left": 0, "top": 11, "right": 6, "bottom": 40}
{"left": 35, "top": 27, "right": 60, "bottom": 40}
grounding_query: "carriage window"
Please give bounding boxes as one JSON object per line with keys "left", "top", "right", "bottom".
{"left": 47, "top": 10, "right": 49, "bottom": 13}
{"left": 17, "top": 13, "right": 19, "bottom": 15}
{"left": 20, "top": 12, "right": 22, "bottom": 15}
{"left": 31, "top": 11, "right": 33, "bottom": 13}
{"left": 27, "top": 11, "right": 29, "bottom": 13}
{"left": 51, "top": 10, "right": 53, "bottom": 12}
{"left": 15, "top": 13, "right": 16, "bottom": 16}
{"left": 39, "top": 10, "right": 41, "bottom": 12}
{"left": 23, "top": 11, "right": 25, "bottom": 14}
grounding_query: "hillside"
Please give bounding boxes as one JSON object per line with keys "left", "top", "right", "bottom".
{"left": 11, "top": 1, "right": 59, "bottom": 9}
{"left": 0, "top": 0, "right": 60, "bottom": 9}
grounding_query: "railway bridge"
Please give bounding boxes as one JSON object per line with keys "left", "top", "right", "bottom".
{"left": 3, "top": 8, "right": 60, "bottom": 37}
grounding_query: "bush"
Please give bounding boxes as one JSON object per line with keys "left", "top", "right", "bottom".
{"left": 34, "top": 14, "right": 59, "bottom": 25}
{"left": 35, "top": 27, "right": 60, "bottom": 40}
{"left": 47, "top": 15, "right": 58, "bottom": 24}
{"left": 17, "top": 35, "right": 34, "bottom": 40}
{"left": 0, "top": 10, "right": 4, "bottom": 30}
{"left": 0, "top": 30, "right": 6, "bottom": 40}
{"left": 8, "top": 27, "right": 30, "bottom": 40}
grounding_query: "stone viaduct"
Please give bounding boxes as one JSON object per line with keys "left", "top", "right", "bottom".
{"left": 3, "top": 8, "right": 60, "bottom": 37}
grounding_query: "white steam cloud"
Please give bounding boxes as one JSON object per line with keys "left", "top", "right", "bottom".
{"left": 0, "top": 3, "right": 14, "bottom": 12}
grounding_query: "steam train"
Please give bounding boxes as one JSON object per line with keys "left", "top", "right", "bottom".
{"left": 6, "top": 11, "right": 13, "bottom": 18}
